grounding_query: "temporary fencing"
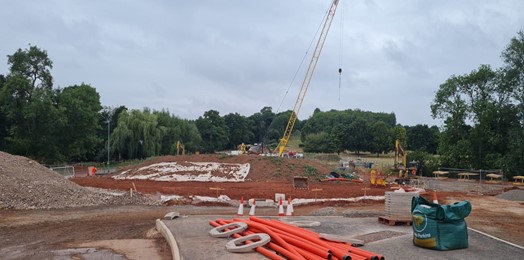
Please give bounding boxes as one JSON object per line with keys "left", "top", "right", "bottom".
{"left": 209, "top": 216, "right": 384, "bottom": 260}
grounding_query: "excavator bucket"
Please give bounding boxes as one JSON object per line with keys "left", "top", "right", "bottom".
{"left": 293, "top": 177, "right": 309, "bottom": 190}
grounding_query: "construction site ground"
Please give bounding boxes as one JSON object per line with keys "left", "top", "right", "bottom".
{"left": 163, "top": 214, "right": 524, "bottom": 260}
{"left": 1, "top": 153, "right": 524, "bottom": 259}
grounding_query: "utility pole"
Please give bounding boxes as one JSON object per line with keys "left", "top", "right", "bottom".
{"left": 107, "top": 118, "right": 111, "bottom": 173}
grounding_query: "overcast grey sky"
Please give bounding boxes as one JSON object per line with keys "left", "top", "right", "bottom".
{"left": 1, "top": 0, "right": 523, "bottom": 126}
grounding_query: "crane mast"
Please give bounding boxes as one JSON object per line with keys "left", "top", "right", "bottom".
{"left": 275, "top": 0, "right": 340, "bottom": 156}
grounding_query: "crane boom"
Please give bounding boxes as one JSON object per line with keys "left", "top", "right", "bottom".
{"left": 275, "top": 0, "right": 340, "bottom": 156}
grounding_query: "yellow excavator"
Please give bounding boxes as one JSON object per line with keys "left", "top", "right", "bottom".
{"left": 394, "top": 139, "right": 407, "bottom": 170}
{"left": 274, "top": 0, "right": 340, "bottom": 156}
{"left": 176, "top": 140, "right": 185, "bottom": 156}
{"left": 394, "top": 139, "right": 420, "bottom": 184}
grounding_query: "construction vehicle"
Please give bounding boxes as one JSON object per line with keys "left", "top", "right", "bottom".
{"left": 176, "top": 140, "right": 185, "bottom": 156}
{"left": 274, "top": 0, "right": 340, "bottom": 156}
{"left": 237, "top": 143, "right": 270, "bottom": 155}
{"left": 394, "top": 139, "right": 407, "bottom": 170}
{"left": 393, "top": 139, "right": 422, "bottom": 184}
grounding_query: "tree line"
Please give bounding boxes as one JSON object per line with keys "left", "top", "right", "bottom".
{"left": 0, "top": 45, "right": 438, "bottom": 165}
{"left": 1, "top": 30, "right": 523, "bottom": 178}
{"left": 431, "top": 31, "right": 524, "bottom": 177}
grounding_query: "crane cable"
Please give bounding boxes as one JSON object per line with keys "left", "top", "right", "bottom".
{"left": 275, "top": 10, "right": 329, "bottom": 114}
{"left": 263, "top": 8, "right": 330, "bottom": 149}
{"left": 338, "top": 2, "right": 345, "bottom": 101}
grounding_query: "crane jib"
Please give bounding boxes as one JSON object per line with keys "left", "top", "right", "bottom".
{"left": 275, "top": 0, "right": 340, "bottom": 156}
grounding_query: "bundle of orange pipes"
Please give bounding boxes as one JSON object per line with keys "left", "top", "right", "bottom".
{"left": 209, "top": 216, "right": 385, "bottom": 260}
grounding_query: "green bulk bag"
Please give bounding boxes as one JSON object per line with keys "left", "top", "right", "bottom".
{"left": 411, "top": 195, "right": 471, "bottom": 250}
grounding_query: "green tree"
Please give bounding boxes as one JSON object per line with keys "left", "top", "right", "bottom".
{"left": 303, "top": 132, "right": 334, "bottom": 153}
{"left": 195, "top": 110, "right": 229, "bottom": 153}
{"left": 249, "top": 107, "right": 275, "bottom": 144}
{"left": 500, "top": 30, "right": 524, "bottom": 176}
{"left": 155, "top": 109, "right": 179, "bottom": 155}
{"left": 224, "top": 113, "right": 254, "bottom": 149}
{"left": 7, "top": 45, "right": 53, "bottom": 90}
{"left": 406, "top": 124, "right": 440, "bottom": 154}
{"left": 329, "top": 124, "right": 347, "bottom": 154}
{"left": 370, "top": 121, "right": 390, "bottom": 156}
{"left": 347, "top": 118, "right": 370, "bottom": 155}
{"left": 431, "top": 64, "right": 513, "bottom": 169}
{"left": 171, "top": 119, "right": 202, "bottom": 154}
{"left": 154, "top": 109, "right": 202, "bottom": 154}
{"left": 95, "top": 106, "right": 127, "bottom": 162}
{"left": 111, "top": 109, "right": 162, "bottom": 159}
{"left": 0, "top": 74, "right": 9, "bottom": 149}
{"left": 0, "top": 46, "right": 62, "bottom": 163}
{"left": 56, "top": 84, "right": 102, "bottom": 162}
{"left": 389, "top": 125, "right": 407, "bottom": 150}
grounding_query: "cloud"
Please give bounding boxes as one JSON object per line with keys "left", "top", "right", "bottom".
{"left": 1, "top": 0, "right": 523, "bottom": 126}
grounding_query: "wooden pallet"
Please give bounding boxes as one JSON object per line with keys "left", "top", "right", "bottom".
{"left": 378, "top": 216, "right": 412, "bottom": 226}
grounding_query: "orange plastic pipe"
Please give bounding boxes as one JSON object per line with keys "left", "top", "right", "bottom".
{"left": 217, "top": 219, "right": 299, "bottom": 259}
{"left": 249, "top": 217, "right": 351, "bottom": 260}
{"left": 209, "top": 220, "right": 284, "bottom": 260}
{"left": 260, "top": 224, "right": 333, "bottom": 259}
{"left": 232, "top": 219, "right": 306, "bottom": 260}
{"left": 246, "top": 227, "right": 328, "bottom": 260}
{"left": 325, "top": 240, "right": 382, "bottom": 260}
{"left": 270, "top": 217, "right": 384, "bottom": 260}
{"left": 218, "top": 218, "right": 313, "bottom": 260}
{"left": 264, "top": 218, "right": 320, "bottom": 236}
{"left": 327, "top": 244, "right": 366, "bottom": 260}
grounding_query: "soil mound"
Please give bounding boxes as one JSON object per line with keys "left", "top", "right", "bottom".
{"left": 117, "top": 154, "right": 335, "bottom": 182}
{"left": 0, "top": 151, "right": 156, "bottom": 210}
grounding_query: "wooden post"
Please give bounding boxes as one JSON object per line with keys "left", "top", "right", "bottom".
{"left": 209, "top": 187, "right": 225, "bottom": 198}
{"left": 311, "top": 188, "right": 323, "bottom": 202}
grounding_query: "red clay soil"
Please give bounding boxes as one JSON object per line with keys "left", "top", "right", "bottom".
{"left": 72, "top": 154, "right": 387, "bottom": 200}
{"left": 72, "top": 177, "right": 388, "bottom": 200}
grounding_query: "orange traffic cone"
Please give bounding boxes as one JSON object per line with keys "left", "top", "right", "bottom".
{"left": 432, "top": 190, "right": 439, "bottom": 204}
{"left": 237, "top": 197, "right": 244, "bottom": 216}
{"left": 278, "top": 197, "right": 285, "bottom": 217}
{"left": 249, "top": 199, "right": 256, "bottom": 216}
{"left": 285, "top": 198, "right": 294, "bottom": 216}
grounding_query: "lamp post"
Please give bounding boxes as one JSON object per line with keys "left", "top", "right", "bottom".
{"left": 107, "top": 119, "right": 111, "bottom": 173}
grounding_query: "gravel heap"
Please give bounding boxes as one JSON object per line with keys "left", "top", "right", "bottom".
{"left": 0, "top": 151, "right": 158, "bottom": 210}
{"left": 495, "top": 189, "right": 524, "bottom": 201}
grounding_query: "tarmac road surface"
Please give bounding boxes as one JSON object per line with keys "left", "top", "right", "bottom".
{"left": 161, "top": 215, "right": 524, "bottom": 260}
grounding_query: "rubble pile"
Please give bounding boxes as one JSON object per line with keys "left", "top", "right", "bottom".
{"left": 0, "top": 151, "right": 157, "bottom": 210}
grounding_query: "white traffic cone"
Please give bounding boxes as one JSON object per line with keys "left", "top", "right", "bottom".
{"left": 249, "top": 199, "right": 256, "bottom": 216}
{"left": 286, "top": 198, "right": 294, "bottom": 216}
{"left": 237, "top": 197, "right": 244, "bottom": 216}
{"left": 432, "top": 190, "right": 439, "bottom": 204}
{"left": 278, "top": 197, "right": 285, "bottom": 217}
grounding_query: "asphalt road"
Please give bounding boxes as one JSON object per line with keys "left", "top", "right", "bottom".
{"left": 161, "top": 215, "right": 524, "bottom": 260}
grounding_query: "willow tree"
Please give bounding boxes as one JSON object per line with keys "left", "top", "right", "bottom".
{"left": 111, "top": 109, "right": 162, "bottom": 160}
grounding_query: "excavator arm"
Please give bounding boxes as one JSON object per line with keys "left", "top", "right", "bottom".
{"left": 275, "top": 0, "right": 340, "bottom": 156}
